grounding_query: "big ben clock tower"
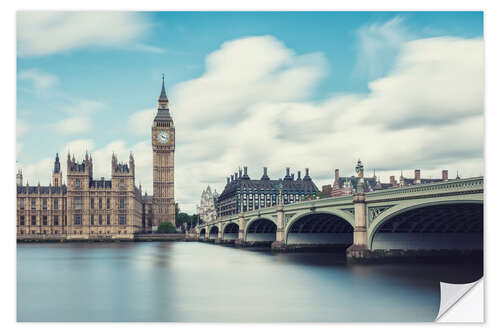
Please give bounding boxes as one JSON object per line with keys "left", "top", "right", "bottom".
{"left": 152, "top": 76, "right": 175, "bottom": 227}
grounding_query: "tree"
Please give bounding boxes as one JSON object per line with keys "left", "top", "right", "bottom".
{"left": 176, "top": 212, "right": 191, "bottom": 228}
{"left": 191, "top": 214, "right": 200, "bottom": 226}
{"left": 175, "top": 203, "right": 180, "bottom": 224}
{"left": 157, "top": 222, "right": 176, "bottom": 233}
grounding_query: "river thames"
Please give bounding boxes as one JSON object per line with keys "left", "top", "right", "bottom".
{"left": 17, "top": 242, "right": 482, "bottom": 322}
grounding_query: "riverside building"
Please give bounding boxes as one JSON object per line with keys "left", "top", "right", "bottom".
{"left": 216, "top": 166, "right": 319, "bottom": 217}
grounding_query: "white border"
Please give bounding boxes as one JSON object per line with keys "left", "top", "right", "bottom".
{"left": 2, "top": 0, "right": 498, "bottom": 331}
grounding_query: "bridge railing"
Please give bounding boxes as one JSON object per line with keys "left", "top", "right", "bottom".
{"left": 202, "top": 177, "right": 483, "bottom": 228}
{"left": 365, "top": 176, "right": 483, "bottom": 200}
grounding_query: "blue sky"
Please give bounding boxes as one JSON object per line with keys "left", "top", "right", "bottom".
{"left": 16, "top": 12, "right": 484, "bottom": 212}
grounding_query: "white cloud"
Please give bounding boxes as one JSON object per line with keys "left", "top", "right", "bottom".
{"left": 61, "top": 100, "right": 105, "bottom": 115}
{"left": 54, "top": 116, "right": 92, "bottom": 135}
{"left": 357, "top": 37, "right": 484, "bottom": 129}
{"left": 62, "top": 139, "right": 95, "bottom": 156}
{"left": 17, "top": 12, "right": 151, "bottom": 56}
{"left": 51, "top": 101, "right": 104, "bottom": 136}
{"left": 18, "top": 68, "right": 58, "bottom": 91}
{"left": 18, "top": 157, "right": 54, "bottom": 186}
{"left": 171, "top": 35, "right": 328, "bottom": 128}
{"left": 354, "top": 16, "right": 412, "bottom": 79}
{"left": 128, "top": 108, "right": 155, "bottom": 136}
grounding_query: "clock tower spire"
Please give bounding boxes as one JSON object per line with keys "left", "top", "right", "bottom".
{"left": 152, "top": 76, "right": 176, "bottom": 229}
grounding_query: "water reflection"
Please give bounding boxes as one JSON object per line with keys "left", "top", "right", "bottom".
{"left": 17, "top": 242, "right": 482, "bottom": 322}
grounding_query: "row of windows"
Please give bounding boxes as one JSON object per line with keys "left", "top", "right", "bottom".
{"left": 74, "top": 179, "right": 126, "bottom": 189}
{"left": 236, "top": 190, "right": 314, "bottom": 195}
{"left": 19, "top": 230, "right": 61, "bottom": 235}
{"left": 19, "top": 198, "right": 60, "bottom": 210}
{"left": 239, "top": 193, "right": 308, "bottom": 200}
{"left": 156, "top": 121, "right": 172, "bottom": 127}
{"left": 72, "top": 197, "right": 127, "bottom": 210}
{"left": 218, "top": 192, "right": 317, "bottom": 216}
{"left": 19, "top": 197, "right": 130, "bottom": 211}
{"left": 74, "top": 214, "right": 127, "bottom": 225}
{"left": 19, "top": 215, "right": 64, "bottom": 226}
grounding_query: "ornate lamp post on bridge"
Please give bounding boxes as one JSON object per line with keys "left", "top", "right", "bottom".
{"left": 347, "top": 159, "right": 369, "bottom": 260}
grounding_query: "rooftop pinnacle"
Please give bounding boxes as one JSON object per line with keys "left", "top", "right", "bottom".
{"left": 159, "top": 74, "right": 168, "bottom": 101}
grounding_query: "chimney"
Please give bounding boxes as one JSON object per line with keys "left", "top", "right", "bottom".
{"left": 231, "top": 175, "right": 234, "bottom": 182}
{"left": 286, "top": 167, "right": 290, "bottom": 177}
{"left": 244, "top": 166, "right": 248, "bottom": 176}
{"left": 227, "top": 177, "right": 230, "bottom": 184}
{"left": 334, "top": 169, "right": 340, "bottom": 188}
{"left": 442, "top": 170, "right": 448, "bottom": 181}
{"left": 304, "top": 168, "right": 311, "bottom": 180}
{"left": 414, "top": 169, "right": 421, "bottom": 184}
{"left": 234, "top": 172, "right": 238, "bottom": 180}
{"left": 297, "top": 171, "right": 302, "bottom": 180}
{"left": 291, "top": 173, "right": 295, "bottom": 180}
{"left": 390, "top": 175, "right": 396, "bottom": 186}
{"left": 238, "top": 169, "right": 242, "bottom": 178}
{"left": 261, "top": 167, "right": 270, "bottom": 181}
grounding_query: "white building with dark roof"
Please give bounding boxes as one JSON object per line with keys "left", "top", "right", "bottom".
{"left": 196, "top": 185, "right": 218, "bottom": 223}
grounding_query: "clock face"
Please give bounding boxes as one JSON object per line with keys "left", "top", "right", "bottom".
{"left": 157, "top": 131, "right": 169, "bottom": 144}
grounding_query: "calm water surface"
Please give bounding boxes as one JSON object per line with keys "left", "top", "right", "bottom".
{"left": 17, "top": 242, "right": 482, "bottom": 322}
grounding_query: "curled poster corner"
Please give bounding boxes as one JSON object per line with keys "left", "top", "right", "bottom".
{"left": 436, "top": 278, "right": 483, "bottom": 322}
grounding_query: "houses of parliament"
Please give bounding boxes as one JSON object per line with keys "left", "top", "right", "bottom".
{"left": 16, "top": 79, "right": 176, "bottom": 239}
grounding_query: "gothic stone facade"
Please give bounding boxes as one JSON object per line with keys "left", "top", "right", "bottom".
{"left": 16, "top": 80, "right": 176, "bottom": 239}
{"left": 17, "top": 152, "right": 143, "bottom": 239}
{"left": 196, "top": 185, "right": 218, "bottom": 223}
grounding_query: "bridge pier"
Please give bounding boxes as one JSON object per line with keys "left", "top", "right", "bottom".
{"left": 204, "top": 227, "right": 210, "bottom": 241}
{"left": 346, "top": 192, "right": 370, "bottom": 260}
{"left": 271, "top": 203, "right": 287, "bottom": 251}
{"left": 215, "top": 220, "right": 223, "bottom": 244}
{"left": 234, "top": 213, "right": 246, "bottom": 247}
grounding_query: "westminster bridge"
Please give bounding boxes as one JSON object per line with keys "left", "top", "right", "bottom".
{"left": 194, "top": 177, "right": 483, "bottom": 260}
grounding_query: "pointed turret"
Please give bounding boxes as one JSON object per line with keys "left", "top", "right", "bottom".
{"left": 16, "top": 169, "right": 23, "bottom": 186}
{"left": 159, "top": 74, "right": 168, "bottom": 102}
{"left": 154, "top": 75, "right": 172, "bottom": 122}
{"left": 52, "top": 153, "right": 62, "bottom": 187}
{"left": 53, "top": 153, "right": 61, "bottom": 173}
{"left": 129, "top": 151, "right": 135, "bottom": 177}
{"left": 67, "top": 151, "right": 71, "bottom": 170}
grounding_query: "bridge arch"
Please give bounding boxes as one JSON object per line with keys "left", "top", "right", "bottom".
{"left": 209, "top": 225, "right": 219, "bottom": 240}
{"left": 368, "top": 199, "right": 483, "bottom": 251}
{"left": 222, "top": 222, "right": 239, "bottom": 240}
{"left": 244, "top": 217, "right": 277, "bottom": 242}
{"left": 285, "top": 211, "right": 354, "bottom": 246}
